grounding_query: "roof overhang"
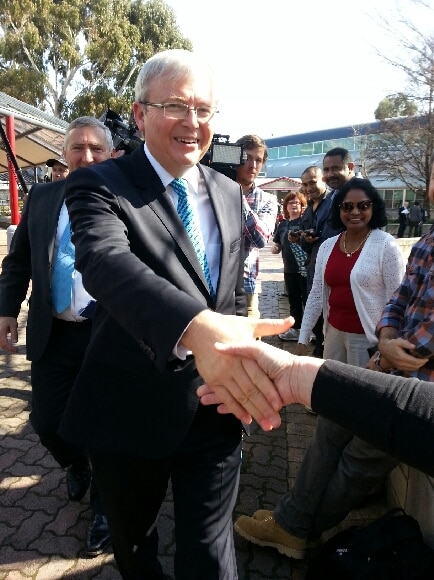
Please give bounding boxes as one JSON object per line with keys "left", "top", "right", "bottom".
{"left": 0, "top": 92, "right": 67, "bottom": 173}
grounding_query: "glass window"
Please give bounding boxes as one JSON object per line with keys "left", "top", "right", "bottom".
{"left": 288, "top": 144, "right": 301, "bottom": 157}
{"left": 323, "top": 139, "right": 339, "bottom": 151}
{"left": 313, "top": 142, "right": 323, "bottom": 154}
{"left": 300, "top": 143, "right": 313, "bottom": 156}
{"left": 268, "top": 148, "right": 278, "bottom": 160}
{"left": 278, "top": 146, "right": 287, "bottom": 159}
{"left": 392, "top": 190, "right": 404, "bottom": 208}
{"left": 383, "top": 190, "right": 394, "bottom": 209}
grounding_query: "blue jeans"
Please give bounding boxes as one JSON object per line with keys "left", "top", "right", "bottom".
{"left": 274, "top": 416, "right": 398, "bottom": 538}
{"left": 274, "top": 323, "right": 398, "bottom": 538}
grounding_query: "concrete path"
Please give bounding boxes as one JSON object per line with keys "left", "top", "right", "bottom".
{"left": 0, "top": 228, "right": 386, "bottom": 579}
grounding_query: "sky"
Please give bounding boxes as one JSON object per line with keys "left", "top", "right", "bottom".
{"left": 166, "top": 0, "right": 432, "bottom": 141}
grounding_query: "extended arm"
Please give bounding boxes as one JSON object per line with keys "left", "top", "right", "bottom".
{"left": 198, "top": 341, "right": 434, "bottom": 476}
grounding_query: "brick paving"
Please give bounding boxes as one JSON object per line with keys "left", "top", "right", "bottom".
{"left": 0, "top": 227, "right": 386, "bottom": 579}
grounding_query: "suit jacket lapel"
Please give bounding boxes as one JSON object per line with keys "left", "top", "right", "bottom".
{"left": 46, "top": 182, "right": 66, "bottom": 262}
{"left": 130, "top": 149, "right": 212, "bottom": 296}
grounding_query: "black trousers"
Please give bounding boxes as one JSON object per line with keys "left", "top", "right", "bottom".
{"left": 89, "top": 403, "right": 242, "bottom": 580}
{"left": 284, "top": 272, "right": 307, "bottom": 329}
{"left": 30, "top": 318, "right": 104, "bottom": 514}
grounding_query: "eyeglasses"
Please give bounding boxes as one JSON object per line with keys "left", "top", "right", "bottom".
{"left": 339, "top": 200, "right": 373, "bottom": 213}
{"left": 288, "top": 201, "right": 301, "bottom": 206}
{"left": 140, "top": 102, "right": 218, "bottom": 123}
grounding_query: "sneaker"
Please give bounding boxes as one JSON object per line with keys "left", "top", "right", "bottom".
{"left": 234, "top": 511, "right": 306, "bottom": 559}
{"left": 279, "top": 328, "right": 300, "bottom": 341}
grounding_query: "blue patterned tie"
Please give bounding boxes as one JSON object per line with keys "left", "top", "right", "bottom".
{"left": 172, "top": 178, "right": 215, "bottom": 299}
{"left": 51, "top": 222, "right": 75, "bottom": 313}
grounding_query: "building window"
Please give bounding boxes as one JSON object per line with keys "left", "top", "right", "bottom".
{"left": 300, "top": 143, "right": 313, "bottom": 156}
{"left": 278, "top": 146, "right": 287, "bottom": 159}
{"left": 313, "top": 142, "right": 323, "bottom": 154}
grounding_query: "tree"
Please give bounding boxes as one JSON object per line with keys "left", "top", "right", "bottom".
{"left": 374, "top": 93, "right": 418, "bottom": 120}
{"left": 366, "top": 2, "right": 434, "bottom": 203}
{"left": 0, "top": 0, "right": 192, "bottom": 121}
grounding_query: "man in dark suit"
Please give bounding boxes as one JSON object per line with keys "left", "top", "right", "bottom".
{"left": 60, "top": 49, "right": 288, "bottom": 579}
{"left": 0, "top": 116, "right": 114, "bottom": 556}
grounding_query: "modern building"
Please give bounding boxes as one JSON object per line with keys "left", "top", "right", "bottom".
{"left": 262, "top": 121, "right": 426, "bottom": 214}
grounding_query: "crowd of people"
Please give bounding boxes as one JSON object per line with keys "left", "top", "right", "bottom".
{"left": 1, "top": 46, "right": 433, "bottom": 579}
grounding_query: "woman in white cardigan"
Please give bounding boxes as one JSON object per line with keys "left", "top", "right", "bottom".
{"left": 296, "top": 178, "right": 405, "bottom": 366}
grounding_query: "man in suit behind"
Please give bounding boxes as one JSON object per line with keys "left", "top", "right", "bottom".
{"left": 59, "top": 49, "right": 288, "bottom": 579}
{"left": 0, "top": 116, "right": 114, "bottom": 556}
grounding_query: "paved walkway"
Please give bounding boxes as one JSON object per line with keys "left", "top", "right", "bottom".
{"left": 0, "top": 228, "right": 386, "bottom": 579}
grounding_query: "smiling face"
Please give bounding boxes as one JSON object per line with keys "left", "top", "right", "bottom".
{"left": 133, "top": 71, "right": 215, "bottom": 177}
{"left": 339, "top": 188, "right": 373, "bottom": 235}
{"left": 63, "top": 126, "right": 112, "bottom": 172}
{"left": 323, "top": 154, "right": 354, "bottom": 190}
{"left": 301, "top": 167, "right": 326, "bottom": 202}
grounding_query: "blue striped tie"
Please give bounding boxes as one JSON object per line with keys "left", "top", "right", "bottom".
{"left": 172, "top": 178, "right": 215, "bottom": 299}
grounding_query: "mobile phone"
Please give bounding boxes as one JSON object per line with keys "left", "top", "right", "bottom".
{"left": 304, "top": 229, "right": 316, "bottom": 237}
{"left": 288, "top": 229, "right": 302, "bottom": 237}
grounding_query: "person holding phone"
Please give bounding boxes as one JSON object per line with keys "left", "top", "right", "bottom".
{"left": 272, "top": 191, "right": 308, "bottom": 341}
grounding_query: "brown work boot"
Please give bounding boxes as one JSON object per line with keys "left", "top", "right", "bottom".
{"left": 251, "top": 509, "right": 320, "bottom": 549}
{"left": 234, "top": 511, "right": 306, "bottom": 559}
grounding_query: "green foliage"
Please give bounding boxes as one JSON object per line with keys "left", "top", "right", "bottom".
{"left": 0, "top": 0, "right": 192, "bottom": 120}
{"left": 374, "top": 93, "right": 418, "bottom": 120}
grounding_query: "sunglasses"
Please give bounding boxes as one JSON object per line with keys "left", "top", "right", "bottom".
{"left": 339, "top": 200, "right": 373, "bottom": 213}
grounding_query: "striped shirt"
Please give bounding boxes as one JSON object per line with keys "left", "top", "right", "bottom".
{"left": 376, "top": 226, "right": 434, "bottom": 381}
{"left": 243, "top": 184, "right": 277, "bottom": 294}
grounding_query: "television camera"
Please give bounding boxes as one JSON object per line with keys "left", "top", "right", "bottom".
{"left": 99, "top": 108, "right": 143, "bottom": 154}
{"left": 200, "top": 134, "right": 246, "bottom": 181}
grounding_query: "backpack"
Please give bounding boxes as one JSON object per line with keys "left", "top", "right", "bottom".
{"left": 306, "top": 508, "right": 434, "bottom": 579}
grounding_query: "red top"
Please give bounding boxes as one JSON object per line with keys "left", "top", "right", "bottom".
{"left": 324, "top": 238, "right": 365, "bottom": 334}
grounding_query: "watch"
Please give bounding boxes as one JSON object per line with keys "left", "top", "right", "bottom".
{"left": 374, "top": 350, "right": 389, "bottom": 373}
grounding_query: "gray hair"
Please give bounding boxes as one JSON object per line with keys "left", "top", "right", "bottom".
{"left": 64, "top": 116, "right": 113, "bottom": 151}
{"left": 134, "top": 49, "right": 217, "bottom": 105}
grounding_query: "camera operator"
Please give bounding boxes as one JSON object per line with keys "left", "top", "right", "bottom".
{"left": 235, "top": 135, "right": 277, "bottom": 318}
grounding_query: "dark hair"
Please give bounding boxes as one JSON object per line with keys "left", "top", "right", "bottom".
{"left": 235, "top": 134, "right": 268, "bottom": 162}
{"left": 323, "top": 147, "right": 353, "bottom": 165}
{"left": 330, "top": 178, "right": 388, "bottom": 229}
{"left": 282, "top": 191, "right": 307, "bottom": 218}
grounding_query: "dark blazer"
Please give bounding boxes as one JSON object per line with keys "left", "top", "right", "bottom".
{"left": 0, "top": 181, "right": 65, "bottom": 361}
{"left": 60, "top": 146, "right": 246, "bottom": 458}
